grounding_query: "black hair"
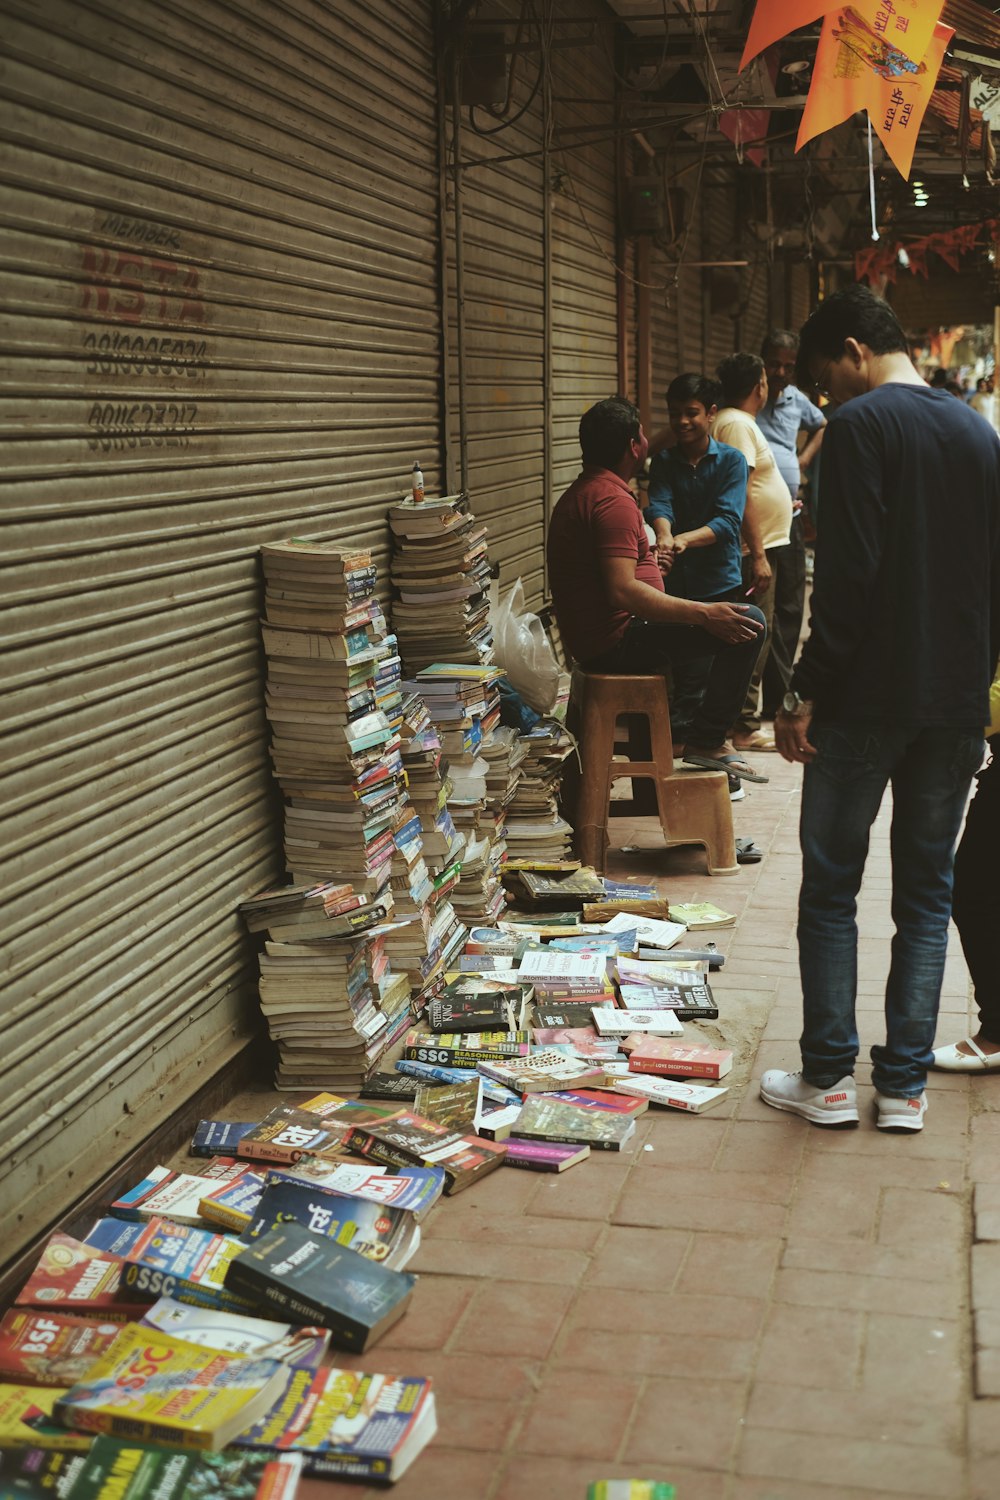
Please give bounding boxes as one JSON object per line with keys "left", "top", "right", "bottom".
{"left": 762, "top": 328, "right": 799, "bottom": 357}
{"left": 796, "top": 285, "right": 908, "bottom": 386}
{"left": 666, "top": 372, "right": 721, "bottom": 410}
{"left": 929, "top": 367, "right": 949, "bottom": 387}
{"left": 716, "top": 352, "right": 765, "bottom": 408}
{"left": 579, "top": 396, "right": 641, "bottom": 469}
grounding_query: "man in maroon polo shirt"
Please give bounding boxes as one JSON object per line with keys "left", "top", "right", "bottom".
{"left": 547, "top": 396, "right": 767, "bottom": 781}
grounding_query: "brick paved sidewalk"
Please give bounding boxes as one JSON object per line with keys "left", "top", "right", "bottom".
{"left": 237, "top": 752, "right": 996, "bottom": 1500}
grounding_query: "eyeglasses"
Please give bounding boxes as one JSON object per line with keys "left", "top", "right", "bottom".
{"left": 815, "top": 360, "right": 834, "bottom": 398}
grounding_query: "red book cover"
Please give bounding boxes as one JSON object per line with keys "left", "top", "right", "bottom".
{"left": 14, "top": 1235, "right": 147, "bottom": 1318}
{"left": 627, "top": 1039, "right": 733, "bottom": 1080}
{"left": 0, "top": 1309, "right": 122, "bottom": 1386}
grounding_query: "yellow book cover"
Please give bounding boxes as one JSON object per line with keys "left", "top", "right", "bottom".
{"left": 0, "top": 1382, "right": 91, "bottom": 1450}
{"left": 52, "top": 1324, "right": 289, "bottom": 1453}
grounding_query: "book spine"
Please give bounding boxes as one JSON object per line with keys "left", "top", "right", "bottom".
{"left": 518, "top": 1130, "right": 624, "bottom": 1153}
{"left": 54, "top": 1406, "right": 209, "bottom": 1451}
{"left": 226, "top": 1269, "right": 361, "bottom": 1347}
{"left": 500, "top": 1153, "right": 562, "bottom": 1173}
{"left": 345, "top": 1129, "right": 418, "bottom": 1174}
{"left": 403, "top": 1044, "right": 525, "bottom": 1068}
{"left": 630, "top": 1058, "right": 720, "bottom": 1079}
{"left": 302, "top": 1452, "right": 391, "bottom": 1481}
{"left": 237, "top": 1142, "right": 308, "bottom": 1166}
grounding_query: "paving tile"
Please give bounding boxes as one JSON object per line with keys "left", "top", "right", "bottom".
{"left": 390, "top": 1351, "right": 539, "bottom": 1404}
{"left": 582, "top": 1224, "right": 689, "bottom": 1287}
{"left": 743, "top": 1378, "right": 959, "bottom": 1448}
{"left": 449, "top": 1279, "right": 574, "bottom": 1360}
{"left": 713, "top": 1120, "right": 807, "bottom": 1176}
{"left": 878, "top": 1185, "right": 966, "bottom": 1253}
{"left": 754, "top": 1303, "right": 863, "bottom": 1389}
{"left": 736, "top": 1427, "right": 963, "bottom": 1496}
{"left": 972, "top": 1454, "right": 1000, "bottom": 1500}
{"left": 975, "top": 1347, "right": 1000, "bottom": 1397}
{"left": 526, "top": 1166, "right": 629, "bottom": 1222}
{"left": 773, "top": 1266, "right": 963, "bottom": 1320}
{"left": 781, "top": 1236, "right": 964, "bottom": 1282}
{"left": 551, "top": 1324, "right": 757, "bottom": 1381}
{"left": 626, "top": 1115, "right": 730, "bottom": 1167}
{"left": 421, "top": 1208, "right": 603, "bottom": 1251}
{"left": 968, "top": 1396, "right": 1000, "bottom": 1457}
{"left": 564, "top": 1284, "right": 765, "bottom": 1340}
{"left": 674, "top": 1231, "right": 782, "bottom": 1300}
{"left": 729, "top": 1481, "right": 898, "bottom": 1500}
{"left": 974, "top": 1183, "right": 1000, "bottom": 1242}
{"left": 861, "top": 1312, "right": 964, "bottom": 1402}
{"left": 971, "top": 1114, "right": 1000, "bottom": 1182}
{"left": 972, "top": 1243, "right": 1000, "bottom": 1313}
{"left": 374, "top": 1277, "right": 478, "bottom": 1351}
{"left": 515, "top": 1368, "right": 642, "bottom": 1458}
{"left": 784, "top": 1176, "right": 881, "bottom": 1241}
{"left": 797, "top": 1145, "right": 966, "bottom": 1192}
{"left": 613, "top": 1177, "right": 788, "bottom": 1236}
{"left": 975, "top": 1307, "right": 1000, "bottom": 1349}
{"left": 409, "top": 1238, "right": 591, "bottom": 1284}
{"left": 622, "top": 1377, "right": 747, "bottom": 1468}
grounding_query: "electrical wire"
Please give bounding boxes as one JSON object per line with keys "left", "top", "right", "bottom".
{"left": 468, "top": 0, "right": 546, "bottom": 138}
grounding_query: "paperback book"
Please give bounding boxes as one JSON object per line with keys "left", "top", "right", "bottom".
{"left": 591, "top": 1008, "right": 685, "bottom": 1038}
{"left": 0, "top": 1310, "right": 121, "bottom": 1387}
{"left": 510, "top": 1095, "right": 636, "bottom": 1152}
{"left": 627, "top": 1039, "right": 733, "bottom": 1080}
{"left": 477, "top": 1049, "right": 608, "bottom": 1095}
{"left": 344, "top": 1112, "right": 507, "bottom": 1195}
{"left": 236, "top": 1366, "right": 436, "bottom": 1483}
{"left": 140, "top": 1296, "right": 330, "bottom": 1371}
{"left": 224, "top": 1223, "right": 415, "bottom": 1351}
{"left": 14, "top": 1235, "right": 147, "bottom": 1319}
{"left": 268, "top": 1159, "right": 445, "bottom": 1222}
{"left": 241, "top": 1180, "right": 421, "bottom": 1270}
{"left": 502, "top": 1139, "right": 590, "bottom": 1172}
{"left": 611, "top": 1076, "right": 729, "bottom": 1113}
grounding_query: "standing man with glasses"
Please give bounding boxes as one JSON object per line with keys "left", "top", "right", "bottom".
{"left": 761, "top": 284, "right": 1000, "bottom": 1133}
{"left": 757, "top": 330, "right": 827, "bottom": 716}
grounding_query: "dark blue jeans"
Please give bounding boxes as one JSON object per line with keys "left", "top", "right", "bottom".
{"left": 798, "top": 722, "right": 984, "bottom": 1097}
{"left": 586, "top": 607, "right": 766, "bottom": 748}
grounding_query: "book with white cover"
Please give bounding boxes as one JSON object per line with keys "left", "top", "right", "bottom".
{"left": 605, "top": 912, "right": 686, "bottom": 950}
{"left": 592, "top": 1008, "right": 684, "bottom": 1037}
{"left": 610, "top": 1075, "right": 729, "bottom": 1113}
{"left": 517, "top": 951, "right": 608, "bottom": 982}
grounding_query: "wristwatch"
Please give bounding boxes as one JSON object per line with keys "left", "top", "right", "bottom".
{"left": 781, "top": 690, "right": 809, "bottom": 716}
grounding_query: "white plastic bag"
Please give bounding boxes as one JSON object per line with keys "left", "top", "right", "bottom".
{"left": 490, "top": 578, "right": 561, "bottom": 714}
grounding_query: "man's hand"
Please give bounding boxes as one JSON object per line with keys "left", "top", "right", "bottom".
{"left": 700, "top": 602, "right": 766, "bottom": 644}
{"left": 775, "top": 704, "right": 817, "bottom": 763}
{"left": 656, "top": 544, "right": 675, "bottom": 576}
{"left": 749, "top": 553, "right": 772, "bottom": 595}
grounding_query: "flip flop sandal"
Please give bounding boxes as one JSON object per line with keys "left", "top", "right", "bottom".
{"left": 682, "top": 752, "right": 770, "bottom": 784}
{"left": 735, "top": 838, "right": 762, "bottom": 864}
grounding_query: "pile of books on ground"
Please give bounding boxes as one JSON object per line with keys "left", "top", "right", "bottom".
{"left": 504, "top": 716, "right": 576, "bottom": 862}
{"left": 357, "top": 880, "right": 736, "bottom": 1167}
{"left": 250, "top": 540, "right": 470, "bottom": 1085}
{"left": 397, "top": 690, "right": 465, "bottom": 875}
{"left": 389, "top": 494, "right": 492, "bottom": 672}
{"left": 405, "top": 664, "right": 509, "bottom": 927}
{"left": 0, "top": 1101, "right": 451, "bottom": 1487}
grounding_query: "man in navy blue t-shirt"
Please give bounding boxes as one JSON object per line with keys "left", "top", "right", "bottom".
{"left": 761, "top": 285, "right": 1000, "bottom": 1134}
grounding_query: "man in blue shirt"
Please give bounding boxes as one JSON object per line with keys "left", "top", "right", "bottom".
{"left": 757, "top": 330, "right": 826, "bottom": 714}
{"left": 646, "top": 373, "right": 750, "bottom": 754}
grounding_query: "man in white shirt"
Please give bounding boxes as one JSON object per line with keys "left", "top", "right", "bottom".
{"left": 714, "top": 353, "right": 794, "bottom": 751}
{"left": 757, "top": 330, "right": 827, "bottom": 715}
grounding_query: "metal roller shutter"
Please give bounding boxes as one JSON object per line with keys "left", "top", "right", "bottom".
{"left": 648, "top": 241, "right": 683, "bottom": 441}
{"left": 0, "top": 0, "right": 442, "bottom": 1264}
{"left": 444, "top": 6, "right": 546, "bottom": 608}
{"left": 550, "top": 13, "right": 620, "bottom": 519}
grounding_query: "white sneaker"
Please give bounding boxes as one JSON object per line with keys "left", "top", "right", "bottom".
{"left": 760, "top": 1069, "right": 859, "bottom": 1126}
{"left": 874, "top": 1091, "right": 927, "bottom": 1132}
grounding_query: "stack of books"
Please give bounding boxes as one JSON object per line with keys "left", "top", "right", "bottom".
{"left": 397, "top": 692, "right": 465, "bottom": 875}
{"left": 407, "top": 664, "right": 507, "bottom": 925}
{"left": 389, "top": 495, "right": 493, "bottom": 673}
{"left": 504, "top": 718, "right": 576, "bottom": 862}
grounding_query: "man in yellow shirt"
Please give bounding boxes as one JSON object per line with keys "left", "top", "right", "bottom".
{"left": 713, "top": 353, "right": 793, "bottom": 751}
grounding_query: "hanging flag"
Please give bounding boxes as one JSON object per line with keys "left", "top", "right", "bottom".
{"left": 719, "top": 107, "right": 771, "bottom": 166}
{"left": 796, "top": 12, "right": 954, "bottom": 179}
{"left": 740, "top": 0, "right": 944, "bottom": 75}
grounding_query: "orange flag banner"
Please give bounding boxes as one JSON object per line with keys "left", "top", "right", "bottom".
{"left": 741, "top": 0, "right": 944, "bottom": 73}
{"left": 796, "top": 12, "right": 954, "bottom": 178}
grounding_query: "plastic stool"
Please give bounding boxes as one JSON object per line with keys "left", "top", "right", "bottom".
{"left": 570, "top": 670, "right": 738, "bottom": 876}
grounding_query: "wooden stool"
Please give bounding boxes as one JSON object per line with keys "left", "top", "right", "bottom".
{"left": 570, "top": 670, "right": 738, "bottom": 876}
